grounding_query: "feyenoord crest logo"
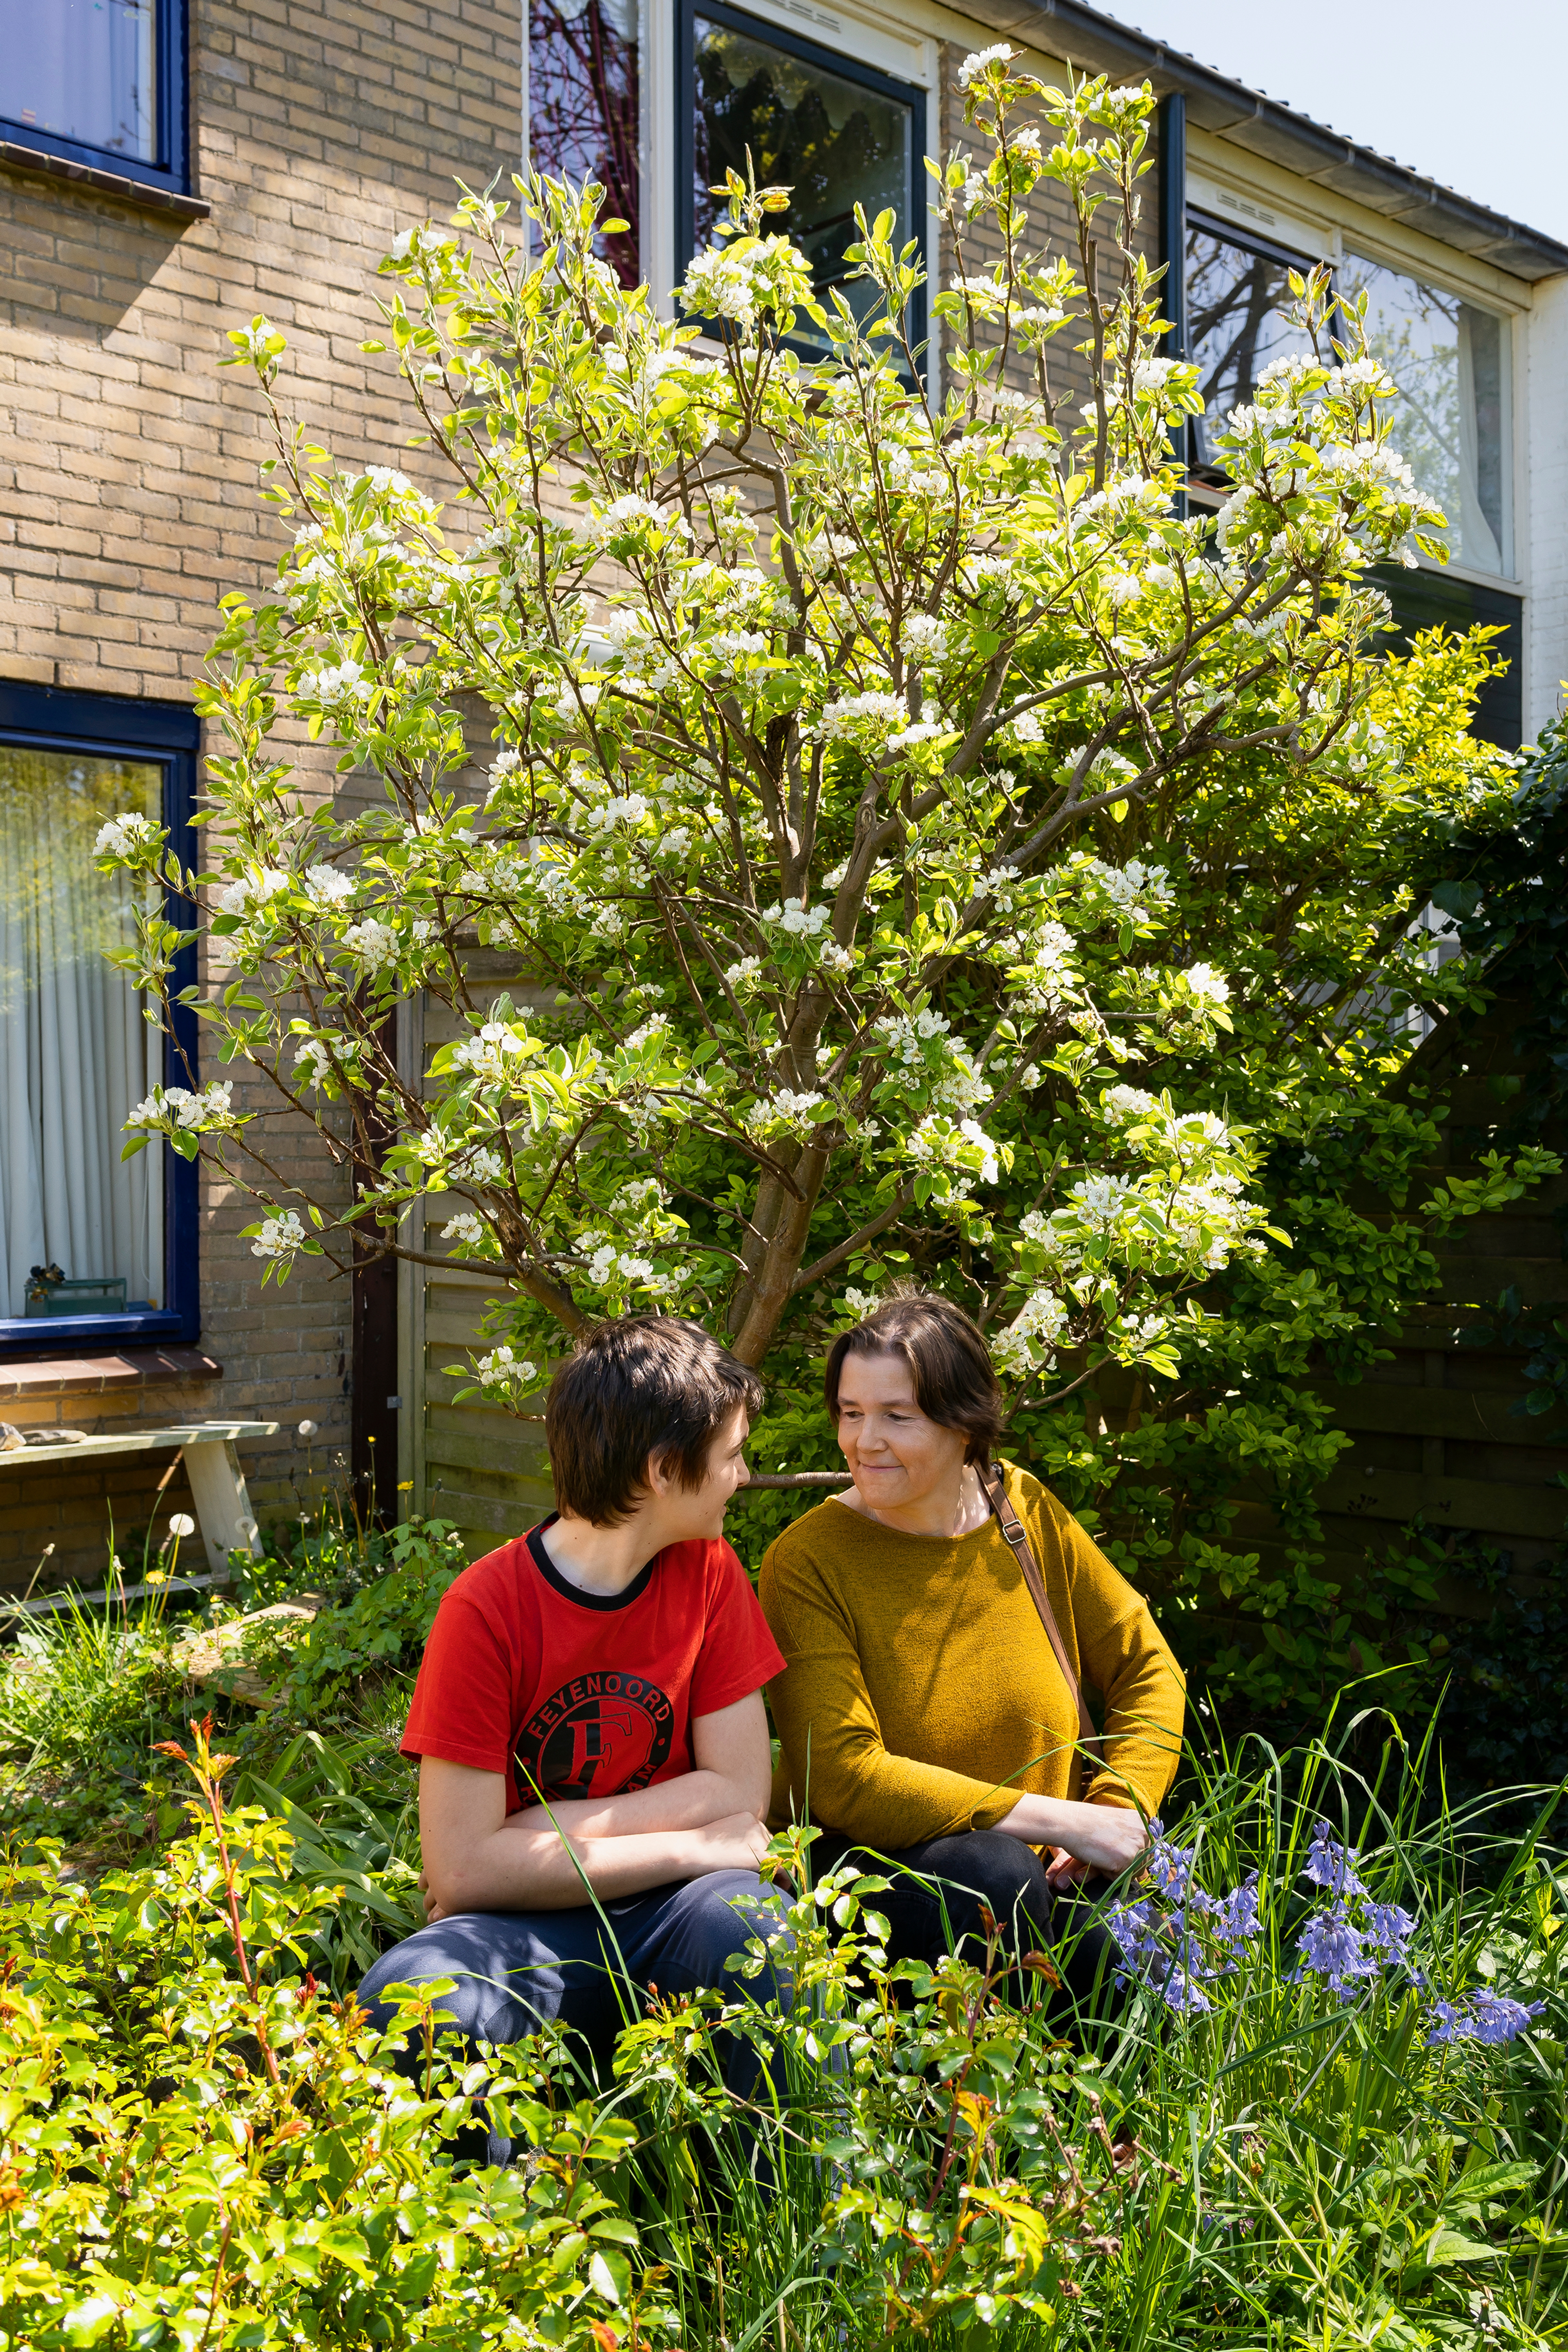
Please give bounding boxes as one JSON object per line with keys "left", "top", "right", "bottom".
{"left": 516, "top": 1671, "right": 675, "bottom": 1802}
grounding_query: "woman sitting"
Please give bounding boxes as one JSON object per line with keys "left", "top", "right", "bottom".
{"left": 759, "top": 1293, "right": 1185, "bottom": 2003}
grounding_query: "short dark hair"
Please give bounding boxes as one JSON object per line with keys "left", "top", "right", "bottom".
{"left": 546, "top": 1314, "right": 765, "bottom": 1526}
{"left": 823, "top": 1293, "right": 1005, "bottom": 1468}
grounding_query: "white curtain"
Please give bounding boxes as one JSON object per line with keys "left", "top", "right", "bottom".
{"left": 0, "top": 750, "right": 164, "bottom": 1320}
{"left": 1456, "top": 306, "right": 1504, "bottom": 578}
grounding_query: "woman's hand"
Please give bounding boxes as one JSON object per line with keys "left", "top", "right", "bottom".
{"left": 1044, "top": 1846, "right": 1093, "bottom": 1891}
{"left": 995, "top": 1795, "right": 1150, "bottom": 1880}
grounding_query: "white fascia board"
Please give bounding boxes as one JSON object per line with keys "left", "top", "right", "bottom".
{"left": 1186, "top": 167, "right": 1337, "bottom": 267}
{"left": 1187, "top": 126, "right": 1532, "bottom": 316}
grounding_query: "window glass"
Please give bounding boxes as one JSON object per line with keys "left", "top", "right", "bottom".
{"left": 691, "top": 10, "right": 914, "bottom": 352}
{"left": 1, "top": 0, "right": 158, "bottom": 163}
{"left": 1338, "top": 255, "right": 1510, "bottom": 577}
{"left": 0, "top": 747, "right": 164, "bottom": 1321}
{"left": 1186, "top": 217, "right": 1316, "bottom": 469}
{"left": 528, "top": 0, "right": 639, "bottom": 288}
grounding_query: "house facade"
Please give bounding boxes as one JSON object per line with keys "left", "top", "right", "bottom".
{"left": 2, "top": 0, "right": 1566, "bottom": 1586}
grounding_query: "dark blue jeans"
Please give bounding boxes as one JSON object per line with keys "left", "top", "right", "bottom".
{"left": 359, "top": 1867, "right": 791, "bottom": 2152}
{"left": 812, "top": 1828, "right": 1126, "bottom": 2028}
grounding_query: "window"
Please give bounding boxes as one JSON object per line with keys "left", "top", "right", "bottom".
{"left": 1338, "top": 255, "right": 1512, "bottom": 579}
{"left": 1184, "top": 216, "right": 1515, "bottom": 586}
{"left": 0, "top": 686, "right": 198, "bottom": 1355}
{"left": 1186, "top": 213, "right": 1317, "bottom": 477}
{"left": 676, "top": 0, "right": 924, "bottom": 360}
{"left": 0, "top": 0, "right": 188, "bottom": 191}
{"left": 527, "top": 0, "right": 640, "bottom": 287}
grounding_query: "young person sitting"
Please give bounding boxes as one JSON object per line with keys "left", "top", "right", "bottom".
{"left": 359, "top": 1314, "right": 790, "bottom": 2095}
{"left": 759, "top": 1293, "right": 1186, "bottom": 2016}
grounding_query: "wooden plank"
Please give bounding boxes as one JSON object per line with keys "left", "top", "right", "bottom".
{"left": 1316, "top": 1385, "right": 1564, "bottom": 1447}
{"left": 423, "top": 1480, "right": 548, "bottom": 1538}
{"left": 0, "top": 1420, "right": 280, "bottom": 1468}
{"left": 1316, "top": 1464, "right": 1568, "bottom": 1541}
{"left": 425, "top": 1422, "right": 551, "bottom": 1481}
{"left": 1433, "top": 1258, "right": 1568, "bottom": 1310}
{"left": 425, "top": 1310, "right": 503, "bottom": 1350}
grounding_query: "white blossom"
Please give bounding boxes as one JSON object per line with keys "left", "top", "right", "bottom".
{"left": 749, "top": 1088, "right": 826, "bottom": 1133}
{"left": 1184, "top": 963, "right": 1232, "bottom": 1006}
{"left": 127, "top": 1080, "right": 235, "bottom": 1134}
{"left": 901, "top": 615, "right": 949, "bottom": 663}
{"left": 250, "top": 1209, "right": 305, "bottom": 1260}
{"left": 303, "top": 863, "right": 355, "bottom": 906}
{"left": 760, "top": 900, "right": 832, "bottom": 936}
{"left": 958, "top": 42, "right": 1013, "bottom": 85}
{"left": 823, "top": 691, "right": 908, "bottom": 741}
{"left": 475, "top": 1345, "right": 539, "bottom": 1391}
{"left": 296, "top": 658, "right": 369, "bottom": 704}
{"left": 343, "top": 918, "right": 399, "bottom": 965}
{"left": 95, "top": 812, "right": 158, "bottom": 861}
{"left": 218, "top": 869, "right": 290, "bottom": 917}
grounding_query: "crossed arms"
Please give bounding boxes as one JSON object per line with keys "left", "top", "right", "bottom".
{"left": 418, "top": 1688, "right": 773, "bottom": 1918}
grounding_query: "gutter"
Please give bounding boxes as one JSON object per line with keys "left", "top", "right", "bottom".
{"left": 950, "top": 0, "right": 1568, "bottom": 284}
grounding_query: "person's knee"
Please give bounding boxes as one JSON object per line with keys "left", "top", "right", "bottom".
{"left": 360, "top": 1927, "right": 481, "bottom": 2040}
{"left": 357, "top": 1918, "right": 556, "bottom": 2048}
{"left": 682, "top": 1872, "right": 795, "bottom": 2000}
{"left": 942, "top": 1833, "right": 1051, "bottom": 1940}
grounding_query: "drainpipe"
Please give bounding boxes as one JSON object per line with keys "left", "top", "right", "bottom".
{"left": 1158, "top": 89, "right": 1188, "bottom": 517}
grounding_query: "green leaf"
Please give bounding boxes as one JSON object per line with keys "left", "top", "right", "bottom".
{"left": 588, "top": 2247, "right": 630, "bottom": 2304}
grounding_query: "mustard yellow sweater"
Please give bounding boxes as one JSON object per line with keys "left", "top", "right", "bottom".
{"left": 760, "top": 1462, "right": 1185, "bottom": 1846}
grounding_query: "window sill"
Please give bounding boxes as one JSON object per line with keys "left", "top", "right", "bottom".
{"left": 0, "top": 136, "right": 209, "bottom": 222}
{"left": 0, "top": 1344, "right": 222, "bottom": 1404}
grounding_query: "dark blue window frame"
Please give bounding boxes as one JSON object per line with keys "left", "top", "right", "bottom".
{"left": 0, "top": 682, "right": 200, "bottom": 1359}
{"left": 0, "top": 0, "right": 190, "bottom": 198}
{"left": 675, "top": 0, "right": 929, "bottom": 379}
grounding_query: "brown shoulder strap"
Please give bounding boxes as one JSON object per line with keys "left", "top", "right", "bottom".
{"left": 982, "top": 1463, "right": 1101, "bottom": 1764}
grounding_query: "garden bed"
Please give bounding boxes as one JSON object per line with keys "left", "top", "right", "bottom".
{"left": 1, "top": 1510, "right": 1564, "bottom": 2350}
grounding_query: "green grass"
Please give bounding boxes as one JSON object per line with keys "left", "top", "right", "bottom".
{"left": 0, "top": 1514, "right": 1564, "bottom": 2349}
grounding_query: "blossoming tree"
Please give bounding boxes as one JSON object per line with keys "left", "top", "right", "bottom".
{"left": 98, "top": 56, "right": 1549, "bottom": 1696}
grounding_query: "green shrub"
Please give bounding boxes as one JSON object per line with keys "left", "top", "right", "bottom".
{"left": 1, "top": 1719, "right": 1563, "bottom": 2350}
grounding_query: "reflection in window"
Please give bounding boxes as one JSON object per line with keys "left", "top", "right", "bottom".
{"left": 691, "top": 9, "right": 914, "bottom": 352}
{"left": 1186, "top": 218, "right": 1315, "bottom": 471}
{"left": 0, "top": 748, "right": 164, "bottom": 1320}
{"left": 528, "top": 0, "right": 639, "bottom": 288}
{"left": 2, "top": 0, "right": 158, "bottom": 162}
{"left": 1339, "top": 255, "right": 1510, "bottom": 577}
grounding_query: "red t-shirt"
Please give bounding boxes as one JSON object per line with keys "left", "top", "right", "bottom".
{"left": 401, "top": 1519, "right": 786, "bottom": 1815}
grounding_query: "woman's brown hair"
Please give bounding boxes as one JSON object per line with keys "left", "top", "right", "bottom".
{"left": 823, "top": 1293, "right": 1005, "bottom": 1467}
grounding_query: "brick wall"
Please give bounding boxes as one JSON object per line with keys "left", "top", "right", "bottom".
{"left": 0, "top": 0, "right": 522, "bottom": 1589}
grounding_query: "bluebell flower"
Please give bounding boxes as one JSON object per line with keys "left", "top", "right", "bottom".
{"left": 1144, "top": 1823, "right": 1197, "bottom": 1905}
{"left": 1107, "top": 1837, "right": 1257, "bottom": 2014}
{"left": 1301, "top": 1820, "right": 1366, "bottom": 1902}
{"left": 1427, "top": 1989, "right": 1546, "bottom": 2047}
{"left": 1203, "top": 1871, "right": 1261, "bottom": 1953}
{"left": 1160, "top": 1965, "right": 1214, "bottom": 2016}
{"left": 1362, "top": 1901, "right": 1417, "bottom": 1958}
{"left": 1296, "top": 1907, "right": 1374, "bottom": 1992}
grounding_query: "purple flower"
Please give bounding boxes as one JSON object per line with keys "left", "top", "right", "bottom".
{"left": 1160, "top": 1965, "right": 1214, "bottom": 2016}
{"left": 1363, "top": 1901, "right": 1417, "bottom": 1959}
{"left": 1428, "top": 1989, "right": 1546, "bottom": 2047}
{"left": 1144, "top": 1826, "right": 1197, "bottom": 1905}
{"left": 1301, "top": 1820, "right": 1366, "bottom": 1902}
{"left": 1105, "top": 1897, "right": 1164, "bottom": 1976}
{"left": 1203, "top": 1872, "right": 1261, "bottom": 1953}
{"left": 1296, "top": 1907, "right": 1375, "bottom": 1991}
